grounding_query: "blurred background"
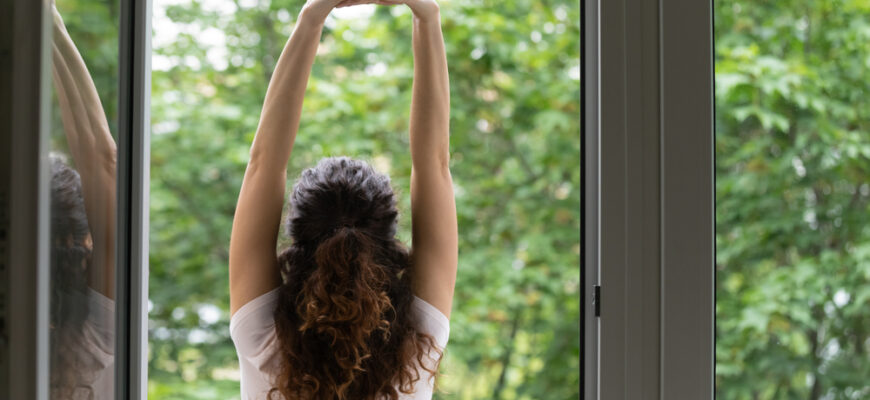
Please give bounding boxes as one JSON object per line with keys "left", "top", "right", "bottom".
{"left": 715, "top": 0, "right": 870, "bottom": 398}
{"left": 147, "top": 0, "right": 581, "bottom": 398}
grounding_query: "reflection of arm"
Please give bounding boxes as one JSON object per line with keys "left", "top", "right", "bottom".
{"left": 406, "top": 3, "right": 457, "bottom": 319}
{"left": 50, "top": 6, "right": 117, "bottom": 300}
{"left": 229, "top": 9, "right": 328, "bottom": 316}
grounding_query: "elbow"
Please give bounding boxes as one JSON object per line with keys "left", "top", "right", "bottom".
{"left": 439, "top": 157, "right": 451, "bottom": 174}
{"left": 245, "top": 150, "right": 286, "bottom": 179}
{"left": 413, "top": 154, "right": 451, "bottom": 176}
{"left": 440, "top": 148, "right": 452, "bottom": 171}
{"left": 247, "top": 146, "right": 277, "bottom": 170}
{"left": 435, "top": 157, "right": 452, "bottom": 180}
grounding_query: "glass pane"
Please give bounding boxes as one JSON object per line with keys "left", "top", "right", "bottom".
{"left": 48, "top": 0, "right": 119, "bottom": 397}
{"left": 716, "top": 1, "right": 870, "bottom": 398}
{"left": 148, "top": 0, "right": 580, "bottom": 398}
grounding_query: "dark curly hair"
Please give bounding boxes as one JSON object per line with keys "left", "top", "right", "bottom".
{"left": 48, "top": 157, "right": 96, "bottom": 399}
{"left": 269, "top": 156, "right": 443, "bottom": 400}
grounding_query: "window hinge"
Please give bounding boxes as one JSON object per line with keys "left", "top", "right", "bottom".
{"left": 593, "top": 285, "right": 601, "bottom": 317}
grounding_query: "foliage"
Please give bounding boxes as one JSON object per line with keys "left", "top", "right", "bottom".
{"left": 148, "top": 0, "right": 580, "bottom": 399}
{"left": 715, "top": 0, "right": 870, "bottom": 398}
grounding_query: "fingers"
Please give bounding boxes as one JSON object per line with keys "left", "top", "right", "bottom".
{"left": 335, "top": 0, "right": 403, "bottom": 7}
{"left": 335, "top": 0, "right": 364, "bottom": 8}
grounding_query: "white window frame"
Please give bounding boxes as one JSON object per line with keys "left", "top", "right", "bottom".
{"left": 585, "top": 0, "right": 714, "bottom": 397}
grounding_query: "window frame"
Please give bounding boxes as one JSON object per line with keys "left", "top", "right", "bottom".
{"left": 659, "top": 0, "right": 714, "bottom": 396}
{"left": 3, "top": 0, "right": 152, "bottom": 398}
{"left": 4, "top": 0, "right": 53, "bottom": 397}
{"left": 582, "top": 0, "right": 599, "bottom": 396}
{"left": 5, "top": 0, "right": 711, "bottom": 396}
{"left": 587, "top": 0, "right": 714, "bottom": 397}
{"left": 116, "top": 0, "right": 152, "bottom": 398}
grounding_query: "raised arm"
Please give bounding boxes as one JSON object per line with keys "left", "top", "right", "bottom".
{"left": 403, "top": 1, "right": 457, "bottom": 319}
{"left": 50, "top": 6, "right": 117, "bottom": 300}
{"left": 229, "top": 1, "right": 342, "bottom": 316}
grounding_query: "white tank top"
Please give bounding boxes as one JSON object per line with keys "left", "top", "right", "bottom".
{"left": 229, "top": 286, "right": 450, "bottom": 400}
{"left": 53, "top": 288, "right": 115, "bottom": 399}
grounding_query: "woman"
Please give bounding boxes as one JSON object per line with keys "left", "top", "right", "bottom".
{"left": 228, "top": 0, "right": 457, "bottom": 399}
{"left": 49, "top": 4, "right": 118, "bottom": 399}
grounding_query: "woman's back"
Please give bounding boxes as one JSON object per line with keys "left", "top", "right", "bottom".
{"left": 230, "top": 286, "right": 449, "bottom": 400}
{"left": 228, "top": 1, "right": 455, "bottom": 399}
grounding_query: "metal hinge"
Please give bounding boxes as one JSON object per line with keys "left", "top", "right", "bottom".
{"left": 593, "top": 285, "right": 601, "bottom": 317}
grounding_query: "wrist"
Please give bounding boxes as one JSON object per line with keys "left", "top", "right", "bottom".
{"left": 413, "top": 13, "right": 440, "bottom": 25}
{"left": 411, "top": 5, "right": 441, "bottom": 24}
{"left": 298, "top": 6, "right": 329, "bottom": 25}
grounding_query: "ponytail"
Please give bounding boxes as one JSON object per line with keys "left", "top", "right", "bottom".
{"left": 294, "top": 226, "right": 395, "bottom": 396}
{"left": 271, "top": 225, "right": 441, "bottom": 400}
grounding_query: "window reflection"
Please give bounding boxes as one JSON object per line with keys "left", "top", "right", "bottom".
{"left": 48, "top": 2, "right": 118, "bottom": 398}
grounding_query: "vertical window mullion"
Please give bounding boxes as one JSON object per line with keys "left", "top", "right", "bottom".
{"left": 658, "top": 0, "right": 714, "bottom": 397}
{"left": 5, "top": 0, "right": 52, "bottom": 398}
{"left": 595, "top": 0, "right": 714, "bottom": 397}
{"left": 116, "top": 0, "right": 151, "bottom": 398}
{"left": 582, "top": 0, "right": 599, "bottom": 397}
{"left": 598, "top": 0, "right": 662, "bottom": 395}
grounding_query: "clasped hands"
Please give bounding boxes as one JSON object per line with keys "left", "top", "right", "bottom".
{"left": 301, "top": 0, "right": 440, "bottom": 23}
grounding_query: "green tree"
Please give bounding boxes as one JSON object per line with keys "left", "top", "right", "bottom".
{"left": 715, "top": 0, "right": 870, "bottom": 398}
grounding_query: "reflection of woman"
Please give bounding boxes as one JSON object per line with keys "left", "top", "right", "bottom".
{"left": 228, "top": 0, "right": 457, "bottom": 399}
{"left": 49, "top": 5, "right": 117, "bottom": 399}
